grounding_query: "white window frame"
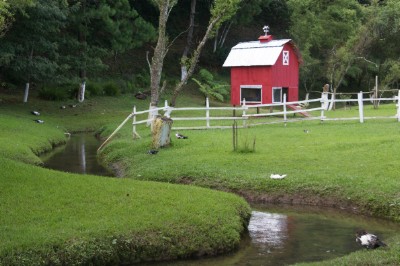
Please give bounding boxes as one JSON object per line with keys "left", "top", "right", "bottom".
{"left": 272, "top": 87, "right": 282, "bottom": 103}
{"left": 283, "top": 50, "right": 289, "bottom": 65}
{"left": 240, "top": 85, "right": 262, "bottom": 104}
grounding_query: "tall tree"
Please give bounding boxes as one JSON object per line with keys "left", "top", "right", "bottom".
{"left": 370, "top": 0, "right": 400, "bottom": 91}
{"left": 170, "top": 0, "right": 242, "bottom": 106}
{"left": 0, "top": 0, "right": 35, "bottom": 37}
{"left": 63, "top": 0, "right": 155, "bottom": 101}
{"left": 0, "top": 0, "right": 68, "bottom": 102}
{"left": 148, "top": 0, "right": 178, "bottom": 107}
{"left": 180, "top": 0, "right": 196, "bottom": 81}
{"left": 288, "top": 0, "right": 365, "bottom": 95}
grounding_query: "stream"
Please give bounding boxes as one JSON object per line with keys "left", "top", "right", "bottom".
{"left": 40, "top": 133, "right": 399, "bottom": 265}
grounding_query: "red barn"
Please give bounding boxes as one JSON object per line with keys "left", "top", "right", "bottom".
{"left": 223, "top": 28, "right": 301, "bottom": 106}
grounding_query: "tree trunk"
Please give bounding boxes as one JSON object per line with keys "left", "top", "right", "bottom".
{"left": 78, "top": 80, "right": 86, "bottom": 103}
{"left": 170, "top": 15, "right": 222, "bottom": 106}
{"left": 181, "top": 0, "right": 196, "bottom": 81}
{"left": 23, "top": 47, "right": 34, "bottom": 103}
{"left": 23, "top": 82, "right": 30, "bottom": 103}
{"left": 150, "top": 1, "right": 172, "bottom": 107}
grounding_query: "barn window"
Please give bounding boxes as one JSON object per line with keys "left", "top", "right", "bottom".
{"left": 273, "top": 87, "right": 289, "bottom": 103}
{"left": 272, "top": 87, "right": 282, "bottom": 103}
{"left": 240, "top": 85, "right": 262, "bottom": 103}
{"left": 283, "top": 51, "right": 289, "bottom": 65}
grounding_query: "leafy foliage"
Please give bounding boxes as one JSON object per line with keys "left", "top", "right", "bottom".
{"left": 103, "top": 82, "right": 120, "bottom": 96}
{"left": 192, "top": 69, "right": 229, "bottom": 102}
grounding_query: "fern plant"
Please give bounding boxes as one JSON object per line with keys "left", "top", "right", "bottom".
{"left": 192, "top": 68, "right": 229, "bottom": 102}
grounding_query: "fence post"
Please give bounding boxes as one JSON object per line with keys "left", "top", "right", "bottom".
{"left": 397, "top": 90, "right": 400, "bottom": 122}
{"left": 132, "top": 106, "right": 140, "bottom": 139}
{"left": 283, "top": 93, "right": 287, "bottom": 123}
{"left": 206, "top": 97, "right": 210, "bottom": 128}
{"left": 358, "top": 92, "right": 364, "bottom": 123}
{"left": 320, "top": 93, "right": 327, "bottom": 121}
{"left": 242, "top": 98, "right": 247, "bottom": 128}
{"left": 328, "top": 93, "right": 335, "bottom": 110}
{"left": 164, "top": 100, "right": 172, "bottom": 118}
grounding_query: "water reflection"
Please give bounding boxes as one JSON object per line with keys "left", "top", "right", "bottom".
{"left": 248, "top": 211, "right": 288, "bottom": 248}
{"left": 40, "top": 134, "right": 399, "bottom": 265}
{"left": 151, "top": 205, "right": 399, "bottom": 266}
{"left": 40, "top": 133, "right": 112, "bottom": 176}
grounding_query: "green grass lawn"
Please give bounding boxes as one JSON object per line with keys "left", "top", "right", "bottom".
{"left": 1, "top": 91, "right": 400, "bottom": 265}
{"left": 0, "top": 92, "right": 250, "bottom": 265}
{"left": 100, "top": 118, "right": 400, "bottom": 221}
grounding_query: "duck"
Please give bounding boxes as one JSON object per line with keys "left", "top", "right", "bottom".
{"left": 270, "top": 174, "right": 287, "bottom": 179}
{"left": 175, "top": 133, "right": 188, "bottom": 139}
{"left": 34, "top": 119, "right": 44, "bottom": 124}
{"left": 31, "top": 111, "right": 40, "bottom": 116}
{"left": 135, "top": 92, "right": 147, "bottom": 100}
{"left": 147, "top": 150, "right": 158, "bottom": 155}
{"left": 356, "top": 230, "right": 387, "bottom": 249}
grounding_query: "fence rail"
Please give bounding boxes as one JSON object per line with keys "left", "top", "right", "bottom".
{"left": 98, "top": 91, "right": 400, "bottom": 151}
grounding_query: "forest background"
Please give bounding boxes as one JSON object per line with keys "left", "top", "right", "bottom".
{"left": 0, "top": 0, "right": 399, "bottom": 105}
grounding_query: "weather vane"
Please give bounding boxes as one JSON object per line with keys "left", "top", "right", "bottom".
{"left": 263, "top": 25, "right": 270, "bottom": 36}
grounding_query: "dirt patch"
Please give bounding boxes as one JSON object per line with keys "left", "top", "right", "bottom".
{"left": 233, "top": 189, "right": 368, "bottom": 215}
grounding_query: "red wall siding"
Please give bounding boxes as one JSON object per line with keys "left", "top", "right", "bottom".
{"left": 230, "top": 66, "right": 271, "bottom": 105}
{"left": 229, "top": 42, "right": 300, "bottom": 105}
{"left": 270, "top": 43, "right": 299, "bottom": 102}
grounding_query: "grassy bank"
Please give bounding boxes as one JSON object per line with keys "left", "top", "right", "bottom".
{"left": 96, "top": 98, "right": 400, "bottom": 265}
{"left": 2, "top": 91, "right": 400, "bottom": 265}
{"left": 100, "top": 119, "right": 400, "bottom": 221}
{"left": 0, "top": 93, "right": 251, "bottom": 265}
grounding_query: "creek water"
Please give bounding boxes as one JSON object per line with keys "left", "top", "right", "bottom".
{"left": 41, "top": 133, "right": 399, "bottom": 266}
{"left": 40, "top": 133, "right": 112, "bottom": 176}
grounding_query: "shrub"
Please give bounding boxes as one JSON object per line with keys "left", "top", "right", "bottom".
{"left": 192, "top": 69, "right": 229, "bottom": 102}
{"left": 103, "top": 82, "right": 121, "bottom": 96}
{"left": 38, "top": 86, "right": 69, "bottom": 101}
{"left": 87, "top": 82, "right": 104, "bottom": 96}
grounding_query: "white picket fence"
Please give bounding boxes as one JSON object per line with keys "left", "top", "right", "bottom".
{"left": 98, "top": 91, "right": 400, "bottom": 151}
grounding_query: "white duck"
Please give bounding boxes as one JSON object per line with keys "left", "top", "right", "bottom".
{"left": 270, "top": 174, "right": 287, "bottom": 179}
{"left": 356, "top": 230, "right": 387, "bottom": 249}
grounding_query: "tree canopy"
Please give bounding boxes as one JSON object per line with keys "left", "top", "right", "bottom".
{"left": 0, "top": 0, "right": 399, "bottom": 101}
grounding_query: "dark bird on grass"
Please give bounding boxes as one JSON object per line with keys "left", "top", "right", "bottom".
{"left": 303, "top": 129, "right": 310, "bottom": 133}
{"left": 175, "top": 133, "right": 188, "bottom": 139}
{"left": 135, "top": 92, "right": 147, "bottom": 100}
{"left": 60, "top": 105, "right": 66, "bottom": 109}
{"left": 31, "top": 111, "right": 40, "bottom": 116}
{"left": 356, "top": 230, "right": 387, "bottom": 249}
{"left": 34, "top": 119, "right": 44, "bottom": 124}
{"left": 147, "top": 150, "right": 158, "bottom": 155}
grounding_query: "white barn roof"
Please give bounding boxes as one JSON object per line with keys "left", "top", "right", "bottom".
{"left": 223, "top": 39, "right": 292, "bottom": 67}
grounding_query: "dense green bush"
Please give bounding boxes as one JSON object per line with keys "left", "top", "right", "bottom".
{"left": 38, "top": 86, "right": 69, "bottom": 101}
{"left": 103, "top": 82, "right": 121, "bottom": 96}
{"left": 87, "top": 82, "right": 104, "bottom": 96}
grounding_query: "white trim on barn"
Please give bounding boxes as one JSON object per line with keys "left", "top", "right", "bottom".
{"left": 283, "top": 51, "right": 289, "bottom": 65}
{"left": 272, "top": 87, "right": 282, "bottom": 103}
{"left": 240, "top": 85, "right": 262, "bottom": 103}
